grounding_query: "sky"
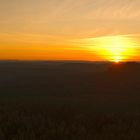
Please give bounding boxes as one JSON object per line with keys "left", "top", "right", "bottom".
{"left": 0, "top": 0, "right": 140, "bottom": 61}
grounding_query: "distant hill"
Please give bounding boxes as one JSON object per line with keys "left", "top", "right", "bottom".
{"left": 93, "top": 62, "right": 140, "bottom": 94}
{"left": 0, "top": 61, "right": 140, "bottom": 96}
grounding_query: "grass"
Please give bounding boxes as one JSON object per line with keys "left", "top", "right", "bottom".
{"left": 0, "top": 96, "right": 140, "bottom": 140}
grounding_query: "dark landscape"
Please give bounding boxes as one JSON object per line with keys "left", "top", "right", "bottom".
{"left": 0, "top": 61, "right": 140, "bottom": 139}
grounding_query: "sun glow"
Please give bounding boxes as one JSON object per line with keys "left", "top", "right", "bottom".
{"left": 98, "top": 36, "right": 133, "bottom": 62}
{"left": 115, "top": 60, "right": 120, "bottom": 63}
{"left": 114, "top": 55, "right": 121, "bottom": 63}
{"left": 73, "top": 35, "right": 137, "bottom": 62}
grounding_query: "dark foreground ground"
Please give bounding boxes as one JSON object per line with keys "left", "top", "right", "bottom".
{"left": 0, "top": 61, "right": 140, "bottom": 140}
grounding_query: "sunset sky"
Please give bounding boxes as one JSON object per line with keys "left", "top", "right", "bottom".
{"left": 0, "top": 0, "right": 140, "bottom": 61}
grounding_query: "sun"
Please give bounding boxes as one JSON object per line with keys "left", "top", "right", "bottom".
{"left": 85, "top": 35, "right": 136, "bottom": 62}
{"left": 113, "top": 55, "right": 121, "bottom": 63}
{"left": 72, "top": 35, "right": 136, "bottom": 62}
{"left": 115, "top": 60, "right": 119, "bottom": 63}
{"left": 114, "top": 59, "right": 120, "bottom": 63}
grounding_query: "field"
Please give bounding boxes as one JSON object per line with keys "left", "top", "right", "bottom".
{"left": 0, "top": 61, "right": 140, "bottom": 139}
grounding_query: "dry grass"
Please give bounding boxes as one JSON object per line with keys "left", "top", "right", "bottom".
{"left": 0, "top": 96, "right": 140, "bottom": 140}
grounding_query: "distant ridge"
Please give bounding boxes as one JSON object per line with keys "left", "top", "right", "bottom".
{"left": 107, "top": 61, "right": 140, "bottom": 76}
{"left": 0, "top": 61, "right": 140, "bottom": 96}
{"left": 93, "top": 62, "right": 140, "bottom": 94}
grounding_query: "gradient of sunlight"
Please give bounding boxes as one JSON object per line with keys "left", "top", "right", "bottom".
{"left": 72, "top": 35, "right": 138, "bottom": 62}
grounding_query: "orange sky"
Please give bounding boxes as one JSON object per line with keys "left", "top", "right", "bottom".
{"left": 0, "top": 0, "right": 140, "bottom": 61}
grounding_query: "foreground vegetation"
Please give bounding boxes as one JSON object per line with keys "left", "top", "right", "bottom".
{"left": 0, "top": 96, "right": 140, "bottom": 140}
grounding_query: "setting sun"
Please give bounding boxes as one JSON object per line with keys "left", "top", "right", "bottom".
{"left": 93, "top": 35, "right": 137, "bottom": 62}
{"left": 73, "top": 35, "right": 137, "bottom": 62}
{"left": 100, "top": 36, "right": 135, "bottom": 62}
{"left": 114, "top": 56, "right": 121, "bottom": 63}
